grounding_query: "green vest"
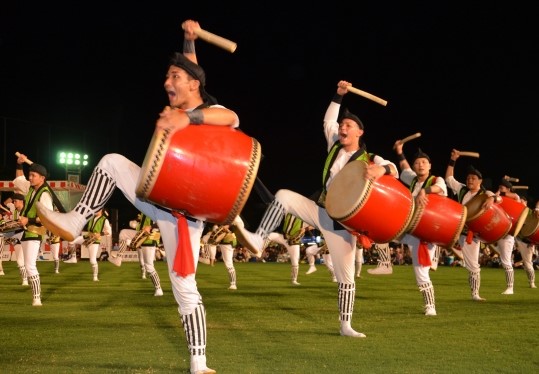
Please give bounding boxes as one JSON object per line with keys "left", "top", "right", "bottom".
{"left": 22, "top": 185, "right": 52, "bottom": 241}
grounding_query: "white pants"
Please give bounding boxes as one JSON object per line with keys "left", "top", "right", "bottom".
{"left": 218, "top": 244, "right": 235, "bottom": 268}
{"left": 496, "top": 235, "right": 515, "bottom": 268}
{"left": 268, "top": 232, "right": 300, "bottom": 266}
{"left": 400, "top": 234, "right": 434, "bottom": 285}
{"left": 97, "top": 153, "right": 204, "bottom": 315}
{"left": 22, "top": 239, "right": 41, "bottom": 277}
{"left": 457, "top": 234, "right": 481, "bottom": 273}
{"left": 273, "top": 189, "right": 355, "bottom": 284}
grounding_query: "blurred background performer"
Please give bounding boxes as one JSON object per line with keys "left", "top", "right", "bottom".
{"left": 14, "top": 153, "right": 53, "bottom": 306}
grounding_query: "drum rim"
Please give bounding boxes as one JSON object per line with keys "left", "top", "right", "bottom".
{"left": 510, "top": 206, "right": 530, "bottom": 237}
{"left": 326, "top": 160, "right": 371, "bottom": 220}
{"left": 519, "top": 212, "right": 539, "bottom": 238}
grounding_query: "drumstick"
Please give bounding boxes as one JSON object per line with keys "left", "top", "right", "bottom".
{"left": 346, "top": 85, "right": 388, "bottom": 107}
{"left": 393, "top": 132, "right": 421, "bottom": 150}
{"left": 458, "top": 151, "right": 480, "bottom": 158}
{"left": 15, "top": 152, "right": 34, "bottom": 165}
{"left": 512, "top": 185, "right": 528, "bottom": 190}
{"left": 0, "top": 204, "right": 10, "bottom": 213}
{"left": 401, "top": 132, "right": 421, "bottom": 144}
{"left": 183, "top": 26, "right": 237, "bottom": 53}
{"left": 504, "top": 175, "right": 520, "bottom": 183}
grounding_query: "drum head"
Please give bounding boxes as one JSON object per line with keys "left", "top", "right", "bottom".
{"left": 326, "top": 160, "right": 370, "bottom": 220}
{"left": 519, "top": 212, "right": 539, "bottom": 238}
{"left": 511, "top": 206, "right": 530, "bottom": 237}
{"left": 465, "top": 194, "right": 488, "bottom": 222}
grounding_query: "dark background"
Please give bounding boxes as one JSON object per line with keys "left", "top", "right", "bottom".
{"left": 1, "top": 3, "right": 538, "bottom": 229}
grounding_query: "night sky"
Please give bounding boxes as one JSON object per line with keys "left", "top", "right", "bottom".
{"left": 1, "top": 3, "right": 538, "bottom": 227}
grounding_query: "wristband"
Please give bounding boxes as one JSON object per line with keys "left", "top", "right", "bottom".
{"left": 16, "top": 164, "right": 23, "bottom": 170}
{"left": 397, "top": 153, "right": 406, "bottom": 161}
{"left": 448, "top": 159, "right": 456, "bottom": 167}
{"left": 425, "top": 186, "right": 432, "bottom": 194}
{"left": 383, "top": 165, "right": 391, "bottom": 175}
{"left": 186, "top": 109, "right": 204, "bottom": 124}
{"left": 183, "top": 39, "right": 195, "bottom": 54}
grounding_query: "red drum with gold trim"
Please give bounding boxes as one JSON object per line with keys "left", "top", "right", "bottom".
{"left": 136, "top": 126, "right": 261, "bottom": 225}
{"left": 325, "top": 160, "right": 414, "bottom": 243}
{"left": 406, "top": 194, "right": 467, "bottom": 248}
{"left": 498, "top": 197, "right": 529, "bottom": 237}
{"left": 465, "top": 194, "right": 512, "bottom": 244}
{"left": 519, "top": 211, "right": 539, "bottom": 244}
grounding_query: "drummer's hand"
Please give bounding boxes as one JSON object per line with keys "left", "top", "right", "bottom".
{"left": 393, "top": 140, "right": 403, "bottom": 154}
{"left": 483, "top": 195, "right": 498, "bottom": 210}
{"left": 337, "top": 80, "right": 351, "bottom": 95}
{"left": 416, "top": 189, "right": 429, "bottom": 207}
{"left": 156, "top": 107, "right": 189, "bottom": 131}
{"left": 450, "top": 149, "right": 460, "bottom": 160}
{"left": 182, "top": 20, "right": 200, "bottom": 40}
{"left": 18, "top": 216, "right": 28, "bottom": 226}
{"left": 364, "top": 164, "right": 385, "bottom": 181}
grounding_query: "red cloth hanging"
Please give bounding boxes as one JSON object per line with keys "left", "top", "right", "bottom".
{"left": 418, "top": 241, "right": 432, "bottom": 267}
{"left": 466, "top": 230, "right": 474, "bottom": 244}
{"left": 171, "top": 211, "right": 195, "bottom": 277}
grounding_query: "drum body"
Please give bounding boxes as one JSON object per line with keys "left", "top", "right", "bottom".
{"left": 465, "top": 194, "right": 512, "bottom": 244}
{"left": 498, "top": 197, "right": 529, "bottom": 237}
{"left": 518, "top": 211, "right": 539, "bottom": 244}
{"left": 406, "top": 194, "right": 467, "bottom": 248}
{"left": 136, "top": 126, "right": 261, "bottom": 225}
{"left": 325, "top": 160, "right": 414, "bottom": 243}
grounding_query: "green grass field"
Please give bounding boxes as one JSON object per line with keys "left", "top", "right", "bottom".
{"left": 0, "top": 260, "right": 538, "bottom": 373}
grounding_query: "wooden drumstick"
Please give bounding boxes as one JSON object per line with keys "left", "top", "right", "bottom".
{"left": 401, "top": 132, "right": 421, "bottom": 144}
{"left": 504, "top": 175, "right": 520, "bottom": 183}
{"left": 15, "top": 152, "right": 33, "bottom": 165}
{"left": 458, "top": 151, "right": 480, "bottom": 158}
{"left": 183, "top": 25, "right": 237, "bottom": 53}
{"left": 347, "top": 85, "right": 388, "bottom": 107}
{"left": 393, "top": 132, "right": 421, "bottom": 150}
{"left": 512, "top": 185, "right": 528, "bottom": 190}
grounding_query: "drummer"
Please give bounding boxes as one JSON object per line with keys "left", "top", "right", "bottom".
{"left": 514, "top": 195, "right": 536, "bottom": 289}
{"left": 445, "top": 150, "right": 496, "bottom": 301}
{"left": 35, "top": 19, "right": 236, "bottom": 374}
{"left": 393, "top": 145, "right": 447, "bottom": 316}
{"left": 493, "top": 178, "right": 522, "bottom": 295}
{"left": 233, "top": 80, "right": 398, "bottom": 338}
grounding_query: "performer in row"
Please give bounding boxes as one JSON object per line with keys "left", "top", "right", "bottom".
{"left": 233, "top": 80, "right": 398, "bottom": 338}
{"left": 393, "top": 144, "right": 447, "bottom": 316}
{"left": 0, "top": 193, "right": 28, "bottom": 285}
{"left": 263, "top": 213, "right": 312, "bottom": 285}
{"left": 445, "top": 150, "right": 496, "bottom": 302}
{"left": 35, "top": 19, "right": 236, "bottom": 374}
{"left": 14, "top": 156, "right": 53, "bottom": 306}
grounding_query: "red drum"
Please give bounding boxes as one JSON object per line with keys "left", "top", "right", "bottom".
{"left": 406, "top": 194, "right": 467, "bottom": 248}
{"left": 519, "top": 211, "right": 539, "bottom": 244}
{"left": 325, "top": 160, "right": 414, "bottom": 243}
{"left": 465, "top": 194, "right": 512, "bottom": 244}
{"left": 136, "top": 126, "right": 261, "bottom": 225}
{"left": 498, "top": 197, "right": 529, "bottom": 237}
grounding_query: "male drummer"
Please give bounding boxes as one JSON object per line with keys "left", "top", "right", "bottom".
{"left": 35, "top": 20, "right": 234, "bottom": 374}
{"left": 393, "top": 145, "right": 447, "bottom": 316}
{"left": 233, "top": 80, "right": 398, "bottom": 338}
{"left": 14, "top": 157, "right": 54, "bottom": 306}
{"left": 445, "top": 150, "right": 497, "bottom": 301}
{"left": 514, "top": 195, "right": 537, "bottom": 289}
{"left": 493, "top": 178, "right": 522, "bottom": 295}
